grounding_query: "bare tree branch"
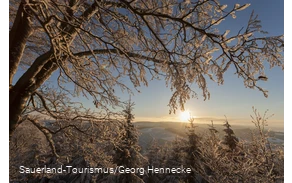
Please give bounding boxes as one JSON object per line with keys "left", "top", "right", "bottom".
{"left": 9, "top": 0, "right": 283, "bottom": 136}
{"left": 27, "top": 117, "right": 59, "bottom": 158}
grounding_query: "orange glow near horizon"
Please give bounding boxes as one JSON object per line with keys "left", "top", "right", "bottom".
{"left": 179, "top": 110, "right": 191, "bottom": 122}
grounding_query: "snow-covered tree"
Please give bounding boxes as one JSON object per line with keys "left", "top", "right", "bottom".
{"left": 144, "top": 140, "right": 166, "bottom": 183}
{"left": 162, "top": 138, "right": 187, "bottom": 183}
{"left": 223, "top": 119, "right": 238, "bottom": 151}
{"left": 9, "top": 1, "right": 284, "bottom": 181}
{"left": 10, "top": 0, "right": 283, "bottom": 138}
{"left": 185, "top": 117, "right": 204, "bottom": 182}
{"left": 113, "top": 100, "right": 145, "bottom": 183}
{"left": 191, "top": 109, "right": 283, "bottom": 183}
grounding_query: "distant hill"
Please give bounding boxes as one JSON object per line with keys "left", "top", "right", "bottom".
{"left": 134, "top": 121, "right": 284, "bottom": 153}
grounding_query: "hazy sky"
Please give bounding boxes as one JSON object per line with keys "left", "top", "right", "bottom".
{"left": 130, "top": 0, "right": 284, "bottom": 127}
{"left": 120, "top": 0, "right": 284, "bottom": 127}
{"left": 12, "top": 0, "right": 284, "bottom": 129}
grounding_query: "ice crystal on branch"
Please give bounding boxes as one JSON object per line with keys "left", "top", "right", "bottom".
{"left": 10, "top": 0, "right": 284, "bottom": 136}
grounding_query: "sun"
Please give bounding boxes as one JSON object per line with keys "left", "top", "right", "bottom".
{"left": 180, "top": 110, "right": 191, "bottom": 122}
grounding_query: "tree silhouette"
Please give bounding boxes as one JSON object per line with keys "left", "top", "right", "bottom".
{"left": 223, "top": 119, "right": 238, "bottom": 151}
{"left": 208, "top": 120, "right": 218, "bottom": 137}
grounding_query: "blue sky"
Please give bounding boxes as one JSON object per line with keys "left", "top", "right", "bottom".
{"left": 123, "top": 0, "right": 284, "bottom": 128}
{"left": 11, "top": 0, "right": 284, "bottom": 130}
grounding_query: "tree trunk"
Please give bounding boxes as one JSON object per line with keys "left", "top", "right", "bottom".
{"left": 9, "top": 2, "right": 33, "bottom": 85}
{"left": 9, "top": 1, "right": 33, "bottom": 138}
{"left": 9, "top": 88, "right": 31, "bottom": 136}
{"left": 9, "top": 57, "right": 58, "bottom": 137}
{"left": 9, "top": 1, "right": 99, "bottom": 137}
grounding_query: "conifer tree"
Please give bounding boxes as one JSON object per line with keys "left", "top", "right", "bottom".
{"left": 202, "top": 120, "right": 220, "bottom": 180}
{"left": 223, "top": 119, "right": 239, "bottom": 151}
{"left": 185, "top": 117, "right": 202, "bottom": 183}
{"left": 163, "top": 138, "right": 187, "bottom": 183}
{"left": 144, "top": 140, "right": 163, "bottom": 183}
{"left": 208, "top": 120, "right": 218, "bottom": 138}
{"left": 113, "top": 100, "right": 144, "bottom": 183}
